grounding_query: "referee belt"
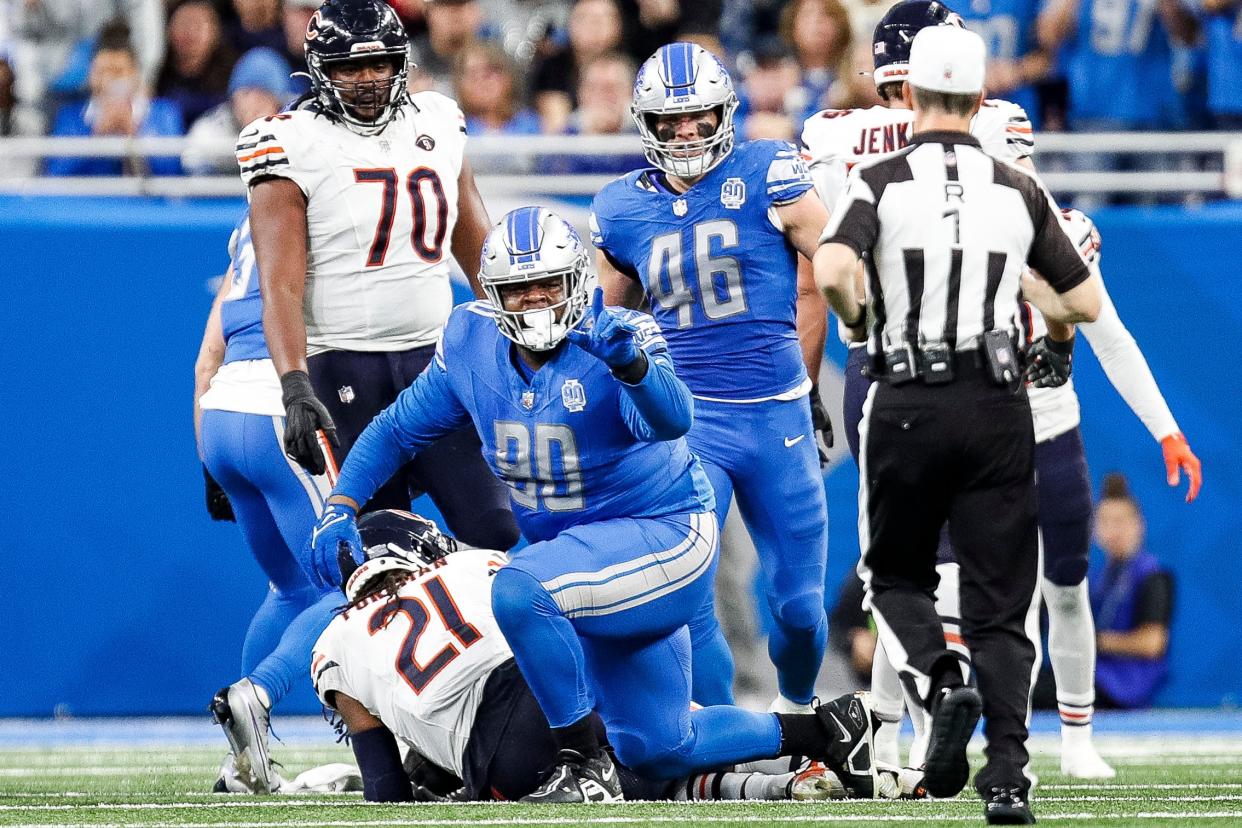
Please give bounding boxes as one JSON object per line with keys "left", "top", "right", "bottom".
{"left": 869, "top": 340, "right": 1018, "bottom": 387}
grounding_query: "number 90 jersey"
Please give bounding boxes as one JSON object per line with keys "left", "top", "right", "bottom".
{"left": 235, "top": 92, "right": 466, "bottom": 356}
{"left": 311, "top": 548, "right": 512, "bottom": 778}
{"left": 590, "top": 140, "right": 814, "bottom": 402}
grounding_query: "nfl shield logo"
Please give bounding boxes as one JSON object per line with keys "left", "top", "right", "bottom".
{"left": 338, "top": 385, "right": 355, "bottom": 404}
{"left": 561, "top": 379, "right": 587, "bottom": 413}
{"left": 672, "top": 198, "right": 688, "bottom": 217}
{"left": 721, "top": 177, "right": 746, "bottom": 209}
{"left": 521, "top": 390, "right": 535, "bottom": 410}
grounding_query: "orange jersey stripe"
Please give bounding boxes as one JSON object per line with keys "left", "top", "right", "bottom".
{"left": 237, "top": 146, "right": 286, "bottom": 163}
{"left": 944, "top": 631, "right": 965, "bottom": 646}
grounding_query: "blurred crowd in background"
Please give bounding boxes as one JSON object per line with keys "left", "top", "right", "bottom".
{"left": 2, "top": 0, "right": 1240, "bottom": 178}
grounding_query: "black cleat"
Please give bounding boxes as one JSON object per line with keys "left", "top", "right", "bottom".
{"left": 922, "top": 685, "right": 983, "bottom": 798}
{"left": 520, "top": 749, "right": 623, "bottom": 803}
{"left": 983, "top": 784, "right": 1036, "bottom": 824}
{"left": 814, "top": 691, "right": 878, "bottom": 798}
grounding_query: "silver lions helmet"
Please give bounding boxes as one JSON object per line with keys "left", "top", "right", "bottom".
{"left": 632, "top": 42, "right": 739, "bottom": 179}
{"left": 479, "top": 206, "right": 595, "bottom": 352}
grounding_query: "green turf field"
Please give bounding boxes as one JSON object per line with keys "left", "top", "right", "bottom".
{"left": 1, "top": 729, "right": 1240, "bottom": 827}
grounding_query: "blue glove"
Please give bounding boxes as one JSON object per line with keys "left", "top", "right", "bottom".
{"left": 308, "top": 501, "right": 363, "bottom": 591}
{"left": 565, "top": 289, "right": 643, "bottom": 370}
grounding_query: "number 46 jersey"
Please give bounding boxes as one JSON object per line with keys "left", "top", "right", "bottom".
{"left": 235, "top": 92, "right": 466, "bottom": 356}
{"left": 311, "top": 548, "right": 513, "bottom": 778}
{"left": 590, "top": 140, "right": 813, "bottom": 402}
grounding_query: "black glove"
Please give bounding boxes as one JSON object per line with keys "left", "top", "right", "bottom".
{"left": 1025, "top": 335, "right": 1074, "bottom": 388}
{"left": 809, "top": 384, "right": 834, "bottom": 467}
{"left": 203, "top": 465, "right": 235, "bottom": 522}
{"left": 280, "top": 370, "right": 339, "bottom": 476}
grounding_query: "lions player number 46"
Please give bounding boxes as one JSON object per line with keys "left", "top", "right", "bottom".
{"left": 494, "top": 421, "right": 585, "bottom": 512}
{"left": 648, "top": 219, "right": 747, "bottom": 328}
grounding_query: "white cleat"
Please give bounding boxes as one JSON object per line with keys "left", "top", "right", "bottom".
{"left": 1061, "top": 743, "right": 1116, "bottom": 779}
{"left": 209, "top": 678, "right": 277, "bottom": 794}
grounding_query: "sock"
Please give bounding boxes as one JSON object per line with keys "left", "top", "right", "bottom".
{"left": 1044, "top": 579, "right": 1097, "bottom": 727}
{"left": 551, "top": 715, "right": 600, "bottom": 759}
{"left": 775, "top": 713, "right": 826, "bottom": 759}
{"left": 677, "top": 771, "right": 796, "bottom": 801}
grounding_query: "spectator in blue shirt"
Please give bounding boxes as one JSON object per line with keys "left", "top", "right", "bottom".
{"left": 453, "top": 42, "right": 541, "bottom": 138}
{"left": 545, "top": 52, "right": 645, "bottom": 175}
{"left": 778, "top": 0, "right": 853, "bottom": 124}
{"left": 958, "top": 0, "right": 1051, "bottom": 128}
{"left": 1199, "top": 0, "right": 1242, "bottom": 128}
{"left": 45, "top": 22, "right": 183, "bottom": 177}
{"left": 1039, "top": 0, "right": 1199, "bottom": 131}
{"left": 1090, "top": 473, "right": 1174, "bottom": 709}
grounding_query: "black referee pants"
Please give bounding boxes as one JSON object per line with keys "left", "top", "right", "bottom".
{"left": 858, "top": 362, "right": 1039, "bottom": 790}
{"left": 308, "top": 346, "right": 520, "bottom": 551}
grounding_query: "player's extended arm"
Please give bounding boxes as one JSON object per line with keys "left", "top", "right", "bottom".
{"left": 331, "top": 691, "right": 414, "bottom": 802}
{"left": 598, "top": 249, "right": 646, "bottom": 308}
{"left": 1078, "top": 280, "right": 1201, "bottom": 501}
{"left": 812, "top": 243, "right": 867, "bottom": 333}
{"left": 1037, "top": 0, "right": 1078, "bottom": 50}
{"left": 451, "top": 157, "right": 490, "bottom": 299}
{"left": 776, "top": 192, "right": 830, "bottom": 383}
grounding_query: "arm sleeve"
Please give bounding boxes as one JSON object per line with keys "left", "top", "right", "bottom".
{"left": 1077, "top": 272, "right": 1181, "bottom": 441}
{"left": 1025, "top": 182, "right": 1090, "bottom": 292}
{"left": 310, "top": 627, "right": 348, "bottom": 707}
{"left": 615, "top": 312, "right": 695, "bottom": 442}
{"left": 977, "top": 99, "right": 1035, "bottom": 162}
{"left": 1133, "top": 571, "right": 1174, "bottom": 627}
{"left": 334, "top": 354, "right": 472, "bottom": 505}
{"left": 820, "top": 167, "right": 879, "bottom": 256}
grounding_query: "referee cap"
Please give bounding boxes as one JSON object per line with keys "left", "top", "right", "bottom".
{"left": 909, "top": 26, "right": 986, "bottom": 94}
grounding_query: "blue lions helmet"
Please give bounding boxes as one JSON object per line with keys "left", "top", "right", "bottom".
{"left": 872, "top": 1, "right": 963, "bottom": 93}
{"left": 632, "top": 42, "right": 739, "bottom": 179}
{"left": 479, "top": 206, "right": 595, "bottom": 352}
{"left": 304, "top": 0, "right": 410, "bottom": 135}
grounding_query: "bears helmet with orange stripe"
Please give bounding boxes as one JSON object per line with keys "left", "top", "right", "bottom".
{"left": 340, "top": 510, "right": 458, "bottom": 601}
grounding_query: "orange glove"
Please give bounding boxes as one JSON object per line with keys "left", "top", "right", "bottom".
{"left": 1161, "top": 432, "right": 1202, "bottom": 503}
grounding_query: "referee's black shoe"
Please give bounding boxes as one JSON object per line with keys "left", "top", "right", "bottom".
{"left": 982, "top": 784, "right": 1036, "bottom": 824}
{"left": 922, "top": 685, "right": 983, "bottom": 798}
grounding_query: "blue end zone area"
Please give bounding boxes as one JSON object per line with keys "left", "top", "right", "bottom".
{"left": 1, "top": 195, "right": 1239, "bottom": 715}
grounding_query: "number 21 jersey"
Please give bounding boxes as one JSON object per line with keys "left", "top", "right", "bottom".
{"left": 311, "top": 548, "right": 512, "bottom": 778}
{"left": 236, "top": 92, "right": 465, "bottom": 355}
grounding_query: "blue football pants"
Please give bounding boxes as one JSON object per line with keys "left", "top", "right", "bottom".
{"left": 686, "top": 395, "right": 829, "bottom": 706}
{"left": 490, "top": 512, "right": 783, "bottom": 779}
{"left": 201, "top": 409, "right": 339, "bottom": 706}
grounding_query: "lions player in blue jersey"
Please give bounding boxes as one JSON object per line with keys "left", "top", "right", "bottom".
{"left": 592, "top": 42, "right": 833, "bottom": 710}
{"left": 307, "top": 206, "right": 876, "bottom": 803}
{"left": 194, "top": 212, "right": 341, "bottom": 793}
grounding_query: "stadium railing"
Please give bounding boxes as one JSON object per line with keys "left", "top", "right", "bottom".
{"left": 2, "top": 132, "right": 1241, "bottom": 198}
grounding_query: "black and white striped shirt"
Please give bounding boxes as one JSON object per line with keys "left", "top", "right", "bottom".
{"left": 823, "top": 130, "right": 1089, "bottom": 352}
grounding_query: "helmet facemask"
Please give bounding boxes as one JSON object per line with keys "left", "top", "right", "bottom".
{"left": 308, "top": 49, "right": 409, "bottom": 136}
{"left": 633, "top": 100, "right": 739, "bottom": 179}
{"left": 483, "top": 259, "right": 594, "bottom": 352}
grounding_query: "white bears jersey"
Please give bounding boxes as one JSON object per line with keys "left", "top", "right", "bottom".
{"left": 1025, "top": 209, "right": 1179, "bottom": 444}
{"left": 801, "top": 99, "right": 1034, "bottom": 210}
{"left": 236, "top": 92, "right": 467, "bottom": 355}
{"left": 311, "top": 549, "right": 513, "bottom": 777}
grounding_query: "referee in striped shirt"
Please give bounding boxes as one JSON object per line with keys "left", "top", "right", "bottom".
{"left": 813, "top": 26, "right": 1101, "bottom": 826}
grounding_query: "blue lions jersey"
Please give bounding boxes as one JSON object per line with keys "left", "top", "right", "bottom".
{"left": 1205, "top": 7, "right": 1242, "bottom": 116}
{"left": 958, "top": 0, "right": 1041, "bottom": 127}
{"left": 220, "top": 214, "right": 270, "bottom": 365}
{"left": 590, "top": 139, "right": 813, "bottom": 402}
{"left": 336, "top": 302, "right": 714, "bottom": 543}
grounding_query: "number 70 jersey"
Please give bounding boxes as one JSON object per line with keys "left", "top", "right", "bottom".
{"left": 311, "top": 548, "right": 513, "bottom": 778}
{"left": 589, "top": 140, "right": 813, "bottom": 402}
{"left": 236, "top": 91, "right": 466, "bottom": 356}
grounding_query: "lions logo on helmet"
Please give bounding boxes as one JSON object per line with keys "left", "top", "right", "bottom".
{"left": 632, "top": 42, "right": 740, "bottom": 179}
{"left": 304, "top": 0, "right": 411, "bottom": 136}
{"left": 341, "top": 510, "right": 459, "bottom": 601}
{"left": 479, "top": 206, "right": 595, "bottom": 352}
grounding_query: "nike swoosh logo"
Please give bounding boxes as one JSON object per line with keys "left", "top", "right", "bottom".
{"left": 830, "top": 712, "right": 852, "bottom": 743}
{"left": 311, "top": 512, "right": 349, "bottom": 546}
{"left": 784, "top": 435, "right": 807, "bottom": 448}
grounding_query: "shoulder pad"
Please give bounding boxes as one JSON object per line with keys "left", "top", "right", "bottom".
{"left": 974, "top": 99, "right": 1034, "bottom": 161}
{"left": 235, "top": 111, "right": 318, "bottom": 191}
{"left": 411, "top": 90, "right": 467, "bottom": 136}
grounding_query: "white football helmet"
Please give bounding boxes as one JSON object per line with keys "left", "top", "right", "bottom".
{"left": 479, "top": 206, "right": 594, "bottom": 352}
{"left": 632, "top": 42, "right": 739, "bottom": 179}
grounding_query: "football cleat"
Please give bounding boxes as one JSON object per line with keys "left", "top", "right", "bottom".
{"left": 814, "top": 691, "right": 879, "bottom": 798}
{"left": 788, "top": 761, "right": 847, "bottom": 801}
{"left": 982, "top": 784, "right": 1036, "bottom": 824}
{"left": 922, "top": 685, "right": 983, "bottom": 798}
{"left": 520, "top": 749, "right": 623, "bottom": 803}
{"left": 212, "top": 753, "right": 287, "bottom": 794}
{"left": 209, "top": 678, "right": 277, "bottom": 794}
{"left": 1060, "top": 739, "right": 1116, "bottom": 779}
